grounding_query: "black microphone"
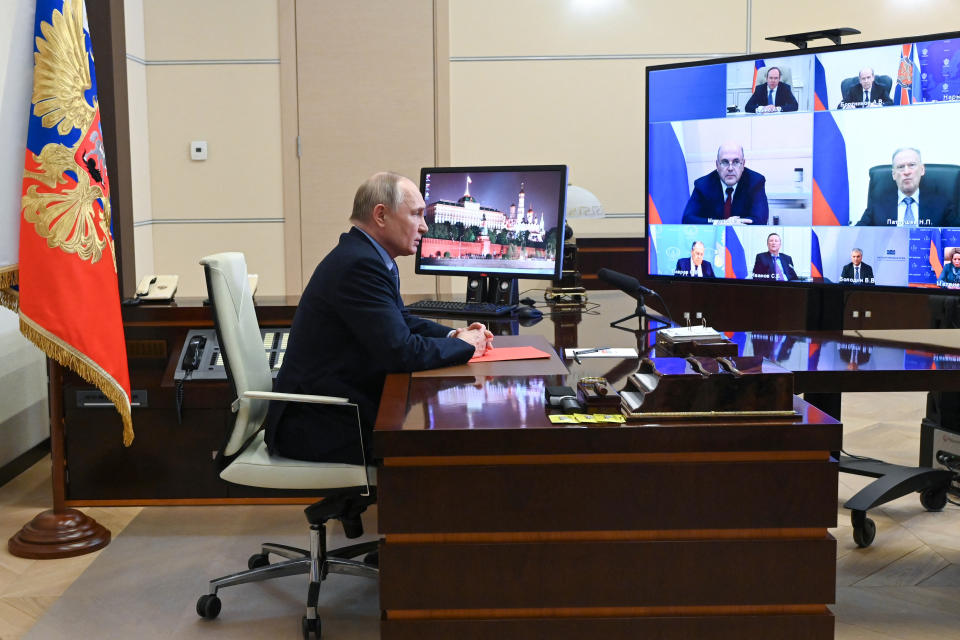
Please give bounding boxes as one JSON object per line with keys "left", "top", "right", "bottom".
{"left": 597, "top": 268, "right": 654, "bottom": 298}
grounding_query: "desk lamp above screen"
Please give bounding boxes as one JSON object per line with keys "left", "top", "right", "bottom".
{"left": 645, "top": 29, "right": 960, "bottom": 294}
{"left": 415, "top": 165, "right": 568, "bottom": 301}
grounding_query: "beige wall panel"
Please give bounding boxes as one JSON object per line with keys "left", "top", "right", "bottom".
{"left": 296, "top": 0, "right": 437, "bottom": 294}
{"left": 126, "top": 60, "right": 152, "bottom": 226}
{"left": 143, "top": 0, "right": 279, "bottom": 60}
{"left": 750, "top": 0, "right": 960, "bottom": 53}
{"left": 450, "top": 60, "right": 650, "bottom": 217}
{"left": 151, "top": 222, "right": 285, "bottom": 297}
{"left": 134, "top": 224, "right": 155, "bottom": 283}
{"left": 123, "top": 0, "right": 145, "bottom": 59}
{"left": 449, "top": 0, "right": 747, "bottom": 57}
{"left": 146, "top": 65, "right": 283, "bottom": 221}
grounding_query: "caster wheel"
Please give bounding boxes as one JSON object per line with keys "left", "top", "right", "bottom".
{"left": 920, "top": 487, "right": 948, "bottom": 511}
{"left": 196, "top": 594, "right": 221, "bottom": 619}
{"left": 248, "top": 553, "right": 270, "bottom": 569}
{"left": 301, "top": 615, "right": 321, "bottom": 639}
{"left": 852, "top": 517, "right": 876, "bottom": 548}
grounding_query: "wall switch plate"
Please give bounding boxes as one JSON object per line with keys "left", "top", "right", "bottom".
{"left": 190, "top": 140, "right": 208, "bottom": 160}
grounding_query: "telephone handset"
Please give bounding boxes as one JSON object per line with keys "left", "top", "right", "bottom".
{"left": 136, "top": 274, "right": 179, "bottom": 301}
{"left": 181, "top": 335, "right": 206, "bottom": 372}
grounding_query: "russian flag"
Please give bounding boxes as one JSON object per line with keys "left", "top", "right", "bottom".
{"left": 813, "top": 56, "right": 828, "bottom": 111}
{"left": 647, "top": 122, "right": 689, "bottom": 225}
{"left": 811, "top": 229, "right": 824, "bottom": 280}
{"left": 648, "top": 227, "right": 659, "bottom": 276}
{"left": 724, "top": 227, "right": 748, "bottom": 279}
{"left": 895, "top": 43, "right": 921, "bottom": 105}
{"left": 812, "top": 112, "right": 849, "bottom": 226}
{"left": 930, "top": 238, "right": 943, "bottom": 278}
{"left": 808, "top": 341, "right": 821, "bottom": 370}
{"left": 752, "top": 59, "right": 765, "bottom": 92}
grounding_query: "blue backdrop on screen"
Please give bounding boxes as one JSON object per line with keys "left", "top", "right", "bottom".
{"left": 908, "top": 228, "right": 940, "bottom": 284}
{"left": 917, "top": 39, "right": 960, "bottom": 101}
{"left": 648, "top": 64, "right": 728, "bottom": 123}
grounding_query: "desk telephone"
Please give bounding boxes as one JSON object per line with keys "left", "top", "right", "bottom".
{"left": 136, "top": 274, "right": 179, "bottom": 301}
{"left": 181, "top": 335, "right": 206, "bottom": 372}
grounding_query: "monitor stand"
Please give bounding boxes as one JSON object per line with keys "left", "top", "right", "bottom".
{"left": 610, "top": 294, "right": 671, "bottom": 332}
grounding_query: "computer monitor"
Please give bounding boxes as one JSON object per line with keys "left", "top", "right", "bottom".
{"left": 416, "top": 165, "right": 568, "bottom": 302}
{"left": 645, "top": 30, "right": 960, "bottom": 295}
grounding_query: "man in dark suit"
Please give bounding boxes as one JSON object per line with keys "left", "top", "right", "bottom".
{"left": 744, "top": 67, "right": 799, "bottom": 113}
{"left": 839, "top": 248, "right": 875, "bottom": 285}
{"left": 752, "top": 232, "right": 799, "bottom": 281}
{"left": 838, "top": 67, "right": 893, "bottom": 108}
{"left": 857, "top": 147, "right": 958, "bottom": 226}
{"left": 681, "top": 143, "right": 769, "bottom": 225}
{"left": 265, "top": 172, "right": 492, "bottom": 464}
{"left": 674, "top": 240, "right": 716, "bottom": 277}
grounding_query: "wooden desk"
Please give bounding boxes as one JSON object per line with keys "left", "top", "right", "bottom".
{"left": 374, "top": 335, "right": 843, "bottom": 639}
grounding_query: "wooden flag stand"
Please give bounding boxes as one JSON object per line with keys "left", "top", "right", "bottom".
{"left": 8, "top": 361, "right": 110, "bottom": 558}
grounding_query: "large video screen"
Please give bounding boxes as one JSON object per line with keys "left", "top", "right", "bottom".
{"left": 646, "top": 32, "right": 960, "bottom": 292}
{"left": 416, "top": 165, "right": 567, "bottom": 280}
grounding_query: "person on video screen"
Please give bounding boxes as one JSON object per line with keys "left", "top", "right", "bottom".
{"left": 938, "top": 249, "right": 960, "bottom": 289}
{"left": 840, "top": 248, "right": 875, "bottom": 285}
{"left": 838, "top": 67, "right": 893, "bottom": 109}
{"left": 752, "top": 232, "right": 799, "bottom": 281}
{"left": 744, "top": 67, "right": 799, "bottom": 114}
{"left": 857, "top": 148, "right": 957, "bottom": 227}
{"left": 674, "top": 240, "right": 716, "bottom": 277}
{"left": 681, "top": 143, "right": 769, "bottom": 226}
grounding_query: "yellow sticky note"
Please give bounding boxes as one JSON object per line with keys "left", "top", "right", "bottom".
{"left": 597, "top": 414, "right": 626, "bottom": 424}
{"left": 573, "top": 413, "right": 598, "bottom": 423}
{"left": 548, "top": 414, "right": 578, "bottom": 424}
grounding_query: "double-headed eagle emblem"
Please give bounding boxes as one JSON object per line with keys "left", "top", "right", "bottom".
{"left": 21, "top": 0, "right": 115, "bottom": 268}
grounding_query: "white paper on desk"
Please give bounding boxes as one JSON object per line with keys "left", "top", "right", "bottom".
{"left": 564, "top": 347, "right": 638, "bottom": 359}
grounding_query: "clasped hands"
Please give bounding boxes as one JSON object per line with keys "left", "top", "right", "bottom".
{"left": 454, "top": 322, "right": 495, "bottom": 358}
{"left": 714, "top": 216, "right": 753, "bottom": 225}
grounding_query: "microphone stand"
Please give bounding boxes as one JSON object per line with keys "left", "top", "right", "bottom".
{"left": 609, "top": 291, "right": 672, "bottom": 332}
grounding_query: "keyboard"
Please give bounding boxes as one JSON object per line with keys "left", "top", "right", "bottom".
{"left": 406, "top": 299, "right": 516, "bottom": 317}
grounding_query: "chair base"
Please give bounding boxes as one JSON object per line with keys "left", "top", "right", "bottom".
{"left": 197, "top": 519, "right": 379, "bottom": 633}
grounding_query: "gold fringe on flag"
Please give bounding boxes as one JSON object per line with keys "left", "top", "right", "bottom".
{"left": 0, "top": 267, "right": 18, "bottom": 312}
{"left": 20, "top": 312, "right": 134, "bottom": 446}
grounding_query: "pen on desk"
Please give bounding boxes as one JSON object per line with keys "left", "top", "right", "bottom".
{"left": 572, "top": 346, "right": 610, "bottom": 365}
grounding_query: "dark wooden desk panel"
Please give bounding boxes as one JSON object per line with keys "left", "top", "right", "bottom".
{"left": 375, "top": 350, "right": 841, "bottom": 640}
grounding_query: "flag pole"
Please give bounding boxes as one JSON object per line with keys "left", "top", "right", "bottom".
{"left": 7, "top": 360, "right": 110, "bottom": 558}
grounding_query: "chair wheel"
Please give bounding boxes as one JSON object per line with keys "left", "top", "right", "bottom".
{"left": 248, "top": 553, "right": 270, "bottom": 569}
{"left": 302, "top": 615, "right": 321, "bottom": 639}
{"left": 920, "top": 487, "right": 948, "bottom": 511}
{"left": 852, "top": 516, "right": 876, "bottom": 548}
{"left": 196, "top": 594, "right": 221, "bottom": 619}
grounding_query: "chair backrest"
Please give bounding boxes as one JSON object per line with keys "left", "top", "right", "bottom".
{"left": 201, "top": 252, "right": 273, "bottom": 456}
{"left": 867, "top": 163, "right": 960, "bottom": 209}
{"left": 759, "top": 65, "right": 792, "bottom": 87}
{"left": 841, "top": 75, "right": 893, "bottom": 101}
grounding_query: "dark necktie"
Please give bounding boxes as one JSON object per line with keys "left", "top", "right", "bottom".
{"left": 390, "top": 260, "right": 400, "bottom": 292}
{"left": 864, "top": 90, "right": 870, "bottom": 103}
{"left": 854, "top": 266, "right": 860, "bottom": 282}
{"left": 768, "top": 88, "right": 774, "bottom": 105}
{"left": 903, "top": 196, "right": 916, "bottom": 225}
{"left": 774, "top": 256, "right": 785, "bottom": 281}
{"left": 723, "top": 187, "right": 733, "bottom": 218}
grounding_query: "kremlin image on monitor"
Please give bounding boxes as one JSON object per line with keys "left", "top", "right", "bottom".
{"left": 417, "top": 167, "right": 567, "bottom": 278}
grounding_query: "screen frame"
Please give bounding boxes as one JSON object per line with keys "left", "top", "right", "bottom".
{"left": 644, "top": 29, "right": 960, "bottom": 296}
{"left": 415, "top": 164, "right": 568, "bottom": 282}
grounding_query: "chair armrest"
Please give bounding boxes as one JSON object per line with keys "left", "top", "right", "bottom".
{"left": 242, "top": 390, "right": 351, "bottom": 405}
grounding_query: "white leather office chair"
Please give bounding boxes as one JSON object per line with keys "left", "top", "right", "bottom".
{"left": 195, "top": 252, "right": 377, "bottom": 639}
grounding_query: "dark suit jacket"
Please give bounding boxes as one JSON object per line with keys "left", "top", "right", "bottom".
{"left": 856, "top": 191, "right": 957, "bottom": 227}
{"left": 744, "top": 82, "right": 799, "bottom": 113}
{"left": 681, "top": 168, "right": 769, "bottom": 225}
{"left": 838, "top": 84, "right": 893, "bottom": 108}
{"left": 265, "top": 227, "right": 474, "bottom": 463}
{"left": 674, "top": 258, "right": 715, "bottom": 278}
{"left": 752, "top": 252, "right": 799, "bottom": 281}
{"left": 840, "top": 262, "right": 875, "bottom": 285}
{"left": 939, "top": 263, "right": 960, "bottom": 287}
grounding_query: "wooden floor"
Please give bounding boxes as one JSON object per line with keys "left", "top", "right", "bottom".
{"left": 1, "top": 391, "right": 958, "bottom": 639}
